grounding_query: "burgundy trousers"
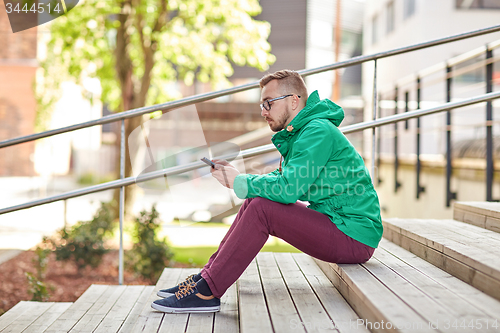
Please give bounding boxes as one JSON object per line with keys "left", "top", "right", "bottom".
{"left": 201, "top": 197, "right": 375, "bottom": 298}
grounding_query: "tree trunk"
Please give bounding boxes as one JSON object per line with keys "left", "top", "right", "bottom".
{"left": 111, "top": 0, "right": 160, "bottom": 219}
{"left": 112, "top": 0, "right": 136, "bottom": 219}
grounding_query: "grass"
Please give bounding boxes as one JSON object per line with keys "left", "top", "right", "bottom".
{"left": 170, "top": 238, "right": 301, "bottom": 267}
{"left": 169, "top": 220, "right": 231, "bottom": 228}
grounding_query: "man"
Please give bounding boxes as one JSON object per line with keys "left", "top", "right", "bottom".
{"left": 152, "top": 70, "right": 383, "bottom": 313}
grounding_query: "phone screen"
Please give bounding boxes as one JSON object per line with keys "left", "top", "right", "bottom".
{"left": 201, "top": 157, "right": 215, "bottom": 167}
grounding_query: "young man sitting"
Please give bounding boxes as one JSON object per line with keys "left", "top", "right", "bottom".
{"left": 152, "top": 69, "right": 383, "bottom": 313}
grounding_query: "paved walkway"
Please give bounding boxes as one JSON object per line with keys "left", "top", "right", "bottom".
{"left": 0, "top": 249, "right": 23, "bottom": 265}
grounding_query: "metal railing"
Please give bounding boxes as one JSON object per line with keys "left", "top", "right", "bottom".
{"left": 2, "top": 24, "right": 500, "bottom": 284}
{"left": 376, "top": 36, "right": 500, "bottom": 204}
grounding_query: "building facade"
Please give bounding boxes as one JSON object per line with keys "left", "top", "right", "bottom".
{"left": 361, "top": 0, "right": 500, "bottom": 216}
{"left": 0, "top": 0, "right": 37, "bottom": 176}
{"left": 362, "top": 0, "right": 500, "bottom": 156}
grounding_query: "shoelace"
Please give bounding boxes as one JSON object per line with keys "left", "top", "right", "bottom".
{"left": 175, "top": 282, "right": 196, "bottom": 300}
{"left": 178, "top": 274, "right": 196, "bottom": 288}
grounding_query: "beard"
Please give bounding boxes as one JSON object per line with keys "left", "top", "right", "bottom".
{"left": 267, "top": 106, "right": 290, "bottom": 132}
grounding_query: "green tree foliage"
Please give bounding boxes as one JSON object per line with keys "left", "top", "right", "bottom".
{"left": 37, "top": 0, "right": 275, "bottom": 122}
{"left": 50, "top": 202, "right": 116, "bottom": 270}
{"left": 126, "top": 204, "right": 173, "bottom": 281}
{"left": 36, "top": 0, "right": 275, "bottom": 216}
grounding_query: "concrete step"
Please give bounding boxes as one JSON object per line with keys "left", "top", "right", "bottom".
{"left": 315, "top": 238, "right": 500, "bottom": 333}
{"left": 383, "top": 217, "right": 500, "bottom": 301}
{"left": 453, "top": 201, "right": 500, "bottom": 233}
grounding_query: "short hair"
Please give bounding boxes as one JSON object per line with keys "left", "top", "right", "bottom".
{"left": 259, "top": 70, "right": 308, "bottom": 103}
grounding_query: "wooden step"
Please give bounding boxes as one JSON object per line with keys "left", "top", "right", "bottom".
{"left": 315, "top": 238, "right": 500, "bottom": 333}
{"left": 43, "top": 284, "right": 152, "bottom": 333}
{"left": 0, "top": 301, "right": 71, "bottom": 333}
{"left": 127, "top": 267, "right": 200, "bottom": 333}
{"left": 133, "top": 252, "right": 368, "bottom": 333}
{"left": 1, "top": 253, "right": 368, "bottom": 332}
{"left": 453, "top": 201, "right": 500, "bottom": 233}
{"left": 383, "top": 217, "right": 500, "bottom": 301}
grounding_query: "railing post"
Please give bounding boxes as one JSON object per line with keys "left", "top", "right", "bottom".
{"left": 63, "top": 199, "right": 68, "bottom": 228}
{"left": 486, "top": 46, "right": 495, "bottom": 202}
{"left": 371, "top": 59, "right": 378, "bottom": 184}
{"left": 119, "top": 119, "right": 125, "bottom": 285}
{"left": 394, "top": 86, "right": 401, "bottom": 192}
{"left": 446, "top": 65, "right": 457, "bottom": 207}
{"left": 405, "top": 91, "right": 410, "bottom": 130}
{"left": 416, "top": 77, "right": 426, "bottom": 199}
{"left": 377, "top": 93, "right": 383, "bottom": 185}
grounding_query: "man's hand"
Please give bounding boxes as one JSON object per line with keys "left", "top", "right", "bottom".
{"left": 210, "top": 159, "right": 241, "bottom": 189}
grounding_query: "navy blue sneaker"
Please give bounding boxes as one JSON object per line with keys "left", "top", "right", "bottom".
{"left": 157, "top": 273, "right": 201, "bottom": 298}
{"left": 151, "top": 283, "right": 220, "bottom": 313}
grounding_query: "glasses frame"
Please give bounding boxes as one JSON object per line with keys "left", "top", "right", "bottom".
{"left": 260, "top": 94, "right": 300, "bottom": 111}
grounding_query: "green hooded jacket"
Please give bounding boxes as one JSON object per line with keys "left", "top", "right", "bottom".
{"left": 233, "top": 90, "right": 383, "bottom": 248}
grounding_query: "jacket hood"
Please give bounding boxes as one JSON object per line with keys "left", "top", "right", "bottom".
{"left": 294, "top": 90, "right": 344, "bottom": 127}
{"left": 276, "top": 90, "right": 344, "bottom": 138}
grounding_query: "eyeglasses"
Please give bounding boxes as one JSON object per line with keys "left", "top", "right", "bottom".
{"left": 260, "top": 94, "right": 300, "bottom": 111}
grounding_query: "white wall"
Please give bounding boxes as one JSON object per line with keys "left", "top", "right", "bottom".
{"left": 375, "top": 160, "right": 500, "bottom": 219}
{"left": 363, "top": 0, "right": 500, "bottom": 88}
{"left": 34, "top": 81, "right": 102, "bottom": 176}
{"left": 305, "top": 0, "right": 335, "bottom": 100}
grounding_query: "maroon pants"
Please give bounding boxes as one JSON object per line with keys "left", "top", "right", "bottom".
{"left": 201, "top": 197, "right": 375, "bottom": 298}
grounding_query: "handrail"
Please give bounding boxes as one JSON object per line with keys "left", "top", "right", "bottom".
{"left": 2, "top": 89, "right": 499, "bottom": 216}
{"left": 394, "top": 38, "right": 500, "bottom": 88}
{"left": 1, "top": 24, "right": 500, "bottom": 149}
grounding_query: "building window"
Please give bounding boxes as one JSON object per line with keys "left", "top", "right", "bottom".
{"left": 386, "top": 1, "right": 395, "bottom": 34}
{"left": 404, "top": 0, "right": 416, "bottom": 19}
{"left": 372, "top": 14, "right": 379, "bottom": 44}
{"left": 456, "top": 0, "right": 500, "bottom": 9}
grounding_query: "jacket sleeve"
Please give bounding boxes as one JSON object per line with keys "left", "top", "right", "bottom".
{"left": 233, "top": 121, "right": 335, "bottom": 204}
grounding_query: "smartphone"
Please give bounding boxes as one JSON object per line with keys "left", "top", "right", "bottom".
{"left": 200, "top": 157, "right": 215, "bottom": 168}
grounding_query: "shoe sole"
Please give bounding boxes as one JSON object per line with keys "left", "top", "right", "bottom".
{"left": 151, "top": 302, "right": 220, "bottom": 313}
{"left": 157, "top": 291, "right": 175, "bottom": 298}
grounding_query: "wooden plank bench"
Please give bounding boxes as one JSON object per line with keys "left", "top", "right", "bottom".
{"left": 383, "top": 217, "right": 500, "bottom": 301}
{"left": 315, "top": 238, "right": 500, "bottom": 333}
{"left": 453, "top": 201, "right": 500, "bottom": 233}
{"left": 1, "top": 253, "right": 368, "bottom": 333}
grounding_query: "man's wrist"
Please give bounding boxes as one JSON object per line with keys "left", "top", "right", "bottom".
{"left": 233, "top": 174, "right": 249, "bottom": 199}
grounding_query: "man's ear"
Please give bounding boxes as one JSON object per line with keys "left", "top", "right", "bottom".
{"left": 292, "top": 94, "right": 300, "bottom": 110}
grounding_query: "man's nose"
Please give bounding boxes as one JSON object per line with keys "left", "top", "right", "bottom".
{"left": 261, "top": 107, "right": 268, "bottom": 117}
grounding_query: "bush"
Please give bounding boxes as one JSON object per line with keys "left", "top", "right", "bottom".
{"left": 126, "top": 205, "right": 174, "bottom": 281}
{"left": 50, "top": 201, "right": 116, "bottom": 270}
{"left": 26, "top": 272, "right": 49, "bottom": 302}
{"left": 26, "top": 243, "right": 51, "bottom": 301}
